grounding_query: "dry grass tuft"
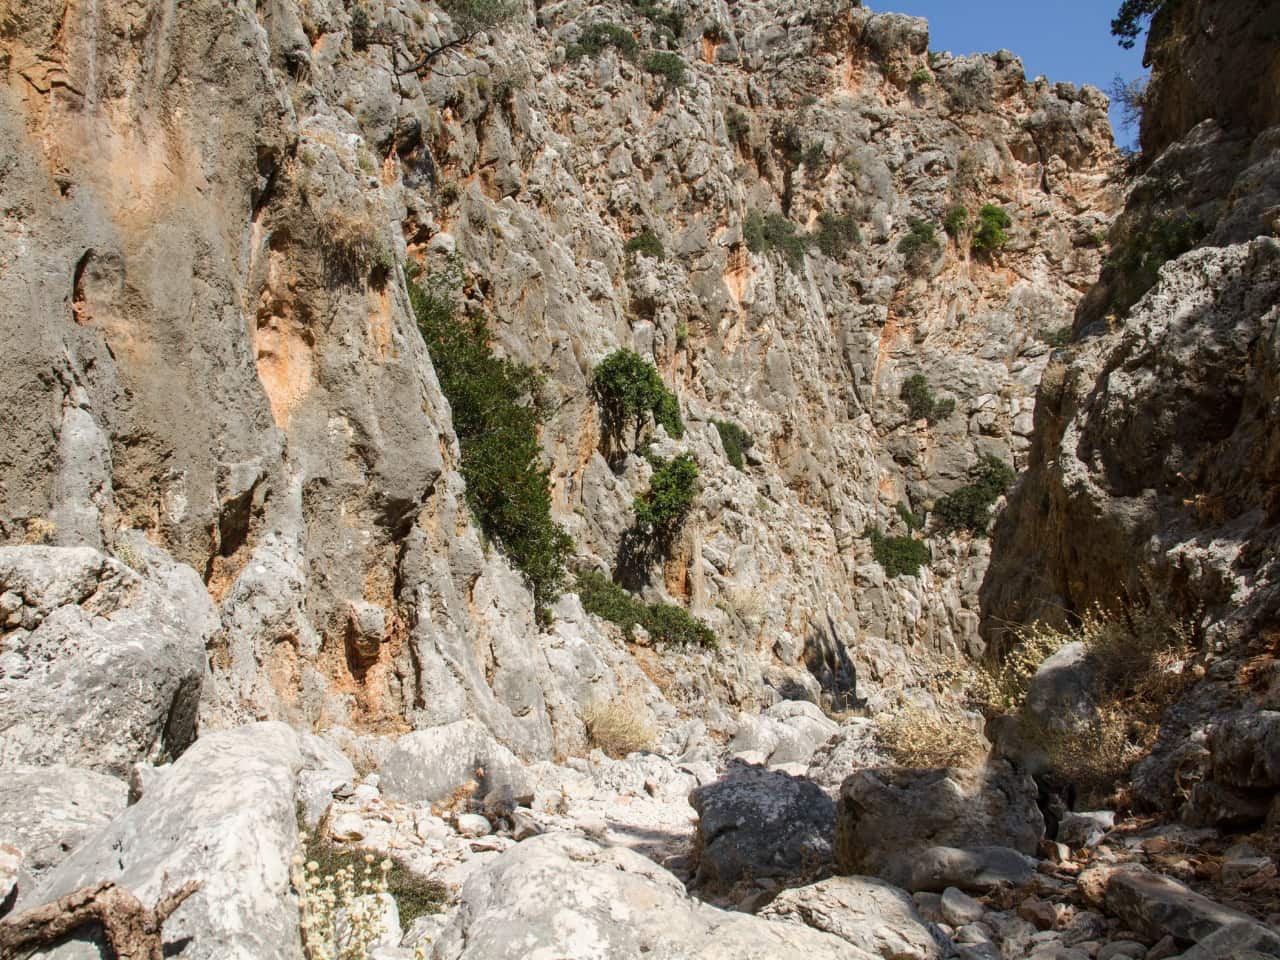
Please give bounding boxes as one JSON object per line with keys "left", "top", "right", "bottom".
{"left": 876, "top": 702, "right": 988, "bottom": 769}
{"left": 23, "top": 517, "right": 57, "bottom": 545}
{"left": 581, "top": 699, "right": 655, "bottom": 758}
{"left": 977, "top": 601, "right": 1197, "bottom": 805}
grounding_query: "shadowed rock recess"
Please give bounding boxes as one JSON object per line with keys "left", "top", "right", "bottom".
{"left": 0, "top": 0, "right": 1277, "bottom": 956}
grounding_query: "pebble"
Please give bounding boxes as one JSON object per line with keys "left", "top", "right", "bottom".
{"left": 942, "top": 887, "right": 987, "bottom": 926}
{"left": 455, "top": 813, "right": 492, "bottom": 837}
{"left": 331, "top": 812, "right": 367, "bottom": 841}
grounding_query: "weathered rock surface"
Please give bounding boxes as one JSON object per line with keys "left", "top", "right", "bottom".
{"left": 0, "top": 547, "right": 207, "bottom": 776}
{"left": 727, "top": 700, "right": 840, "bottom": 768}
{"left": 1084, "top": 865, "right": 1270, "bottom": 947}
{"left": 835, "top": 762, "right": 1044, "bottom": 882}
{"left": 430, "top": 833, "right": 870, "bottom": 959}
{"left": 690, "top": 762, "right": 836, "bottom": 890}
{"left": 378, "top": 720, "right": 533, "bottom": 805}
{"left": 0, "top": 765, "right": 127, "bottom": 893}
{"left": 0, "top": 0, "right": 1120, "bottom": 758}
{"left": 761, "top": 876, "right": 944, "bottom": 960}
{"left": 22, "top": 722, "right": 303, "bottom": 960}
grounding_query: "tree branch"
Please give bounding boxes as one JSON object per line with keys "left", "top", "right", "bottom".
{"left": 0, "top": 881, "right": 200, "bottom": 960}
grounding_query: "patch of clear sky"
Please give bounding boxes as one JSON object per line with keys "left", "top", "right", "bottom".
{"left": 878, "top": 0, "right": 1148, "bottom": 149}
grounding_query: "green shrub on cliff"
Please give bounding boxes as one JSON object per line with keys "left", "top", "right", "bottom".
{"left": 633, "top": 453, "right": 698, "bottom": 536}
{"left": 592, "top": 349, "right": 684, "bottom": 447}
{"left": 409, "top": 268, "right": 572, "bottom": 608}
{"left": 971, "top": 204, "right": 1012, "bottom": 254}
{"left": 576, "top": 570, "right": 717, "bottom": 647}
{"left": 900, "top": 374, "right": 955, "bottom": 424}
{"left": 933, "top": 454, "right": 1017, "bottom": 535}
{"left": 712, "top": 419, "right": 754, "bottom": 470}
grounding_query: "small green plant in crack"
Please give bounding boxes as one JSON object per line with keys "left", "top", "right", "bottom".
{"left": 643, "top": 51, "right": 687, "bottom": 87}
{"left": 900, "top": 374, "right": 955, "bottom": 424}
{"left": 944, "top": 204, "right": 969, "bottom": 238}
{"left": 933, "top": 454, "right": 1017, "bottom": 535}
{"left": 567, "top": 21, "right": 639, "bottom": 61}
{"left": 868, "top": 527, "right": 931, "bottom": 578}
{"left": 744, "top": 209, "right": 806, "bottom": 270}
{"left": 897, "top": 218, "right": 942, "bottom": 273}
{"left": 813, "top": 211, "right": 861, "bottom": 260}
{"left": 409, "top": 265, "right": 573, "bottom": 608}
{"left": 624, "top": 229, "right": 664, "bottom": 260}
{"left": 633, "top": 453, "right": 698, "bottom": 537}
{"left": 712, "top": 419, "right": 754, "bottom": 470}
{"left": 971, "top": 204, "right": 1012, "bottom": 254}
{"left": 725, "top": 107, "right": 750, "bottom": 145}
{"left": 576, "top": 570, "right": 717, "bottom": 647}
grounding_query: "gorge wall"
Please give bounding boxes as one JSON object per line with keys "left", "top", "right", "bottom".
{"left": 0, "top": 0, "right": 1119, "bottom": 759}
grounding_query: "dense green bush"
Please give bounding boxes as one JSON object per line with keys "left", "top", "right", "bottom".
{"left": 567, "top": 22, "right": 639, "bottom": 60}
{"left": 869, "top": 528, "right": 931, "bottom": 578}
{"left": 910, "top": 67, "right": 932, "bottom": 88}
{"left": 712, "top": 419, "right": 754, "bottom": 470}
{"left": 813, "top": 211, "right": 862, "bottom": 260}
{"left": 897, "top": 218, "right": 942, "bottom": 273}
{"left": 625, "top": 229, "right": 664, "bottom": 260}
{"left": 971, "top": 204, "right": 1012, "bottom": 254}
{"left": 633, "top": 453, "right": 698, "bottom": 536}
{"left": 577, "top": 570, "right": 717, "bottom": 647}
{"left": 592, "top": 349, "right": 684, "bottom": 447}
{"left": 744, "top": 210, "right": 806, "bottom": 269}
{"left": 933, "top": 454, "right": 1017, "bottom": 535}
{"left": 409, "top": 270, "right": 573, "bottom": 609}
{"left": 943, "top": 205, "right": 969, "bottom": 237}
{"left": 643, "top": 51, "right": 687, "bottom": 87}
{"left": 900, "top": 374, "right": 955, "bottom": 424}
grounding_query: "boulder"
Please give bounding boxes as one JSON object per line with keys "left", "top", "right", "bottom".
{"left": 1057, "top": 811, "right": 1115, "bottom": 848}
{"left": 879, "top": 845, "right": 1036, "bottom": 894}
{"left": 835, "top": 762, "right": 1044, "bottom": 881}
{"left": 1084, "top": 865, "right": 1267, "bottom": 945}
{"left": 690, "top": 761, "right": 836, "bottom": 890}
{"left": 806, "top": 718, "right": 891, "bottom": 792}
{"left": 1208, "top": 711, "right": 1280, "bottom": 790}
{"left": 0, "top": 547, "right": 207, "bottom": 776}
{"left": 296, "top": 733, "right": 356, "bottom": 829}
{"left": 1167, "top": 920, "right": 1280, "bottom": 959}
{"left": 430, "top": 833, "right": 871, "bottom": 959}
{"left": 378, "top": 720, "right": 531, "bottom": 805}
{"left": 1025, "top": 643, "right": 1097, "bottom": 730}
{"left": 0, "top": 765, "right": 127, "bottom": 888}
{"left": 22, "top": 722, "right": 304, "bottom": 959}
{"left": 760, "top": 875, "right": 944, "bottom": 960}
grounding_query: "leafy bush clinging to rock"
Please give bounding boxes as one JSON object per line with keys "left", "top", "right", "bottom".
{"left": 712, "top": 419, "right": 754, "bottom": 470}
{"left": 933, "top": 454, "right": 1016, "bottom": 535}
{"left": 576, "top": 571, "right": 717, "bottom": 647}
{"left": 900, "top": 374, "right": 955, "bottom": 424}
{"left": 410, "top": 268, "right": 573, "bottom": 608}
{"left": 592, "top": 349, "right": 684, "bottom": 447}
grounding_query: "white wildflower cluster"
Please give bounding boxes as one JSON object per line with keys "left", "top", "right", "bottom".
{"left": 292, "top": 833, "right": 402, "bottom": 960}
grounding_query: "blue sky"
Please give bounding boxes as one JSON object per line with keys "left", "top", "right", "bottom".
{"left": 878, "top": 0, "right": 1148, "bottom": 148}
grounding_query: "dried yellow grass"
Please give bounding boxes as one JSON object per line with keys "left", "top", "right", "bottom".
{"left": 876, "top": 702, "right": 988, "bottom": 769}
{"left": 581, "top": 699, "right": 655, "bottom": 758}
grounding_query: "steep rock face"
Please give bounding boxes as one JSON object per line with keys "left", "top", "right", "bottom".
{"left": 983, "top": 239, "right": 1280, "bottom": 640}
{"left": 0, "top": 0, "right": 1119, "bottom": 755}
{"left": 1139, "top": 0, "right": 1280, "bottom": 159}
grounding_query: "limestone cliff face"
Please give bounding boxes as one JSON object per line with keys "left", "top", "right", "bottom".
{"left": 982, "top": 0, "right": 1280, "bottom": 652}
{"left": 0, "top": 0, "right": 1119, "bottom": 754}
